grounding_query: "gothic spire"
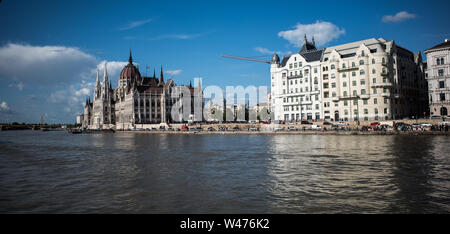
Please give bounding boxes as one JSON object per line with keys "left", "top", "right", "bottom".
{"left": 129, "top": 49, "right": 133, "bottom": 64}
{"left": 160, "top": 65, "right": 164, "bottom": 83}
{"left": 96, "top": 69, "right": 100, "bottom": 84}
{"left": 312, "top": 36, "right": 315, "bottom": 46}
{"left": 103, "top": 62, "right": 108, "bottom": 82}
{"left": 304, "top": 34, "right": 308, "bottom": 45}
{"left": 153, "top": 68, "right": 156, "bottom": 79}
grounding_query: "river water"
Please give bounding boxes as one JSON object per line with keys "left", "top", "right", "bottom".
{"left": 0, "top": 130, "right": 449, "bottom": 213}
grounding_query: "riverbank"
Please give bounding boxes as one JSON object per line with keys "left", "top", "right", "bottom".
{"left": 120, "top": 130, "right": 450, "bottom": 136}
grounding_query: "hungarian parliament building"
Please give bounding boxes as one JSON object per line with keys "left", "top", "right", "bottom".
{"left": 79, "top": 51, "right": 203, "bottom": 129}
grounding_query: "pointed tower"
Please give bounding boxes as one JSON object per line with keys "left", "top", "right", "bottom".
{"left": 312, "top": 36, "right": 315, "bottom": 46}
{"left": 160, "top": 65, "right": 164, "bottom": 84}
{"left": 102, "top": 62, "right": 109, "bottom": 99}
{"left": 304, "top": 34, "right": 308, "bottom": 45}
{"left": 94, "top": 69, "right": 101, "bottom": 100}
{"left": 129, "top": 49, "right": 133, "bottom": 64}
{"left": 153, "top": 69, "right": 156, "bottom": 79}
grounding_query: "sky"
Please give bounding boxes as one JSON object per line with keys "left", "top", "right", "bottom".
{"left": 0, "top": 0, "right": 449, "bottom": 123}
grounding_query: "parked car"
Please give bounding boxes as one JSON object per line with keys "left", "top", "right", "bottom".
{"left": 311, "top": 125, "right": 322, "bottom": 130}
{"left": 274, "top": 126, "right": 284, "bottom": 131}
{"left": 438, "top": 121, "right": 450, "bottom": 126}
{"left": 331, "top": 125, "right": 342, "bottom": 131}
{"left": 167, "top": 127, "right": 174, "bottom": 131}
{"left": 232, "top": 126, "right": 240, "bottom": 131}
{"left": 336, "top": 122, "right": 349, "bottom": 126}
{"left": 249, "top": 127, "right": 259, "bottom": 131}
{"left": 370, "top": 122, "right": 379, "bottom": 126}
{"left": 301, "top": 120, "right": 312, "bottom": 125}
{"left": 323, "top": 121, "right": 332, "bottom": 125}
{"left": 196, "top": 127, "right": 203, "bottom": 131}
{"left": 181, "top": 125, "right": 188, "bottom": 131}
{"left": 262, "top": 121, "right": 270, "bottom": 124}
{"left": 219, "top": 127, "right": 227, "bottom": 131}
{"left": 419, "top": 123, "right": 432, "bottom": 127}
{"left": 431, "top": 116, "right": 442, "bottom": 119}
{"left": 287, "top": 126, "right": 297, "bottom": 131}
{"left": 207, "top": 127, "right": 216, "bottom": 131}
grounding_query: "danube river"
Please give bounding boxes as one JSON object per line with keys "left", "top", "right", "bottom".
{"left": 0, "top": 130, "right": 449, "bottom": 213}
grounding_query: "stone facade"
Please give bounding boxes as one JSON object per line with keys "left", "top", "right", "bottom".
{"left": 424, "top": 39, "right": 450, "bottom": 118}
{"left": 82, "top": 52, "right": 203, "bottom": 129}
{"left": 270, "top": 35, "right": 324, "bottom": 122}
{"left": 270, "top": 37, "right": 428, "bottom": 122}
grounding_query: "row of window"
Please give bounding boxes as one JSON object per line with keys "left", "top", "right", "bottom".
{"left": 283, "top": 95, "right": 319, "bottom": 103}
{"left": 436, "top": 57, "right": 445, "bottom": 65}
{"left": 283, "top": 104, "right": 320, "bottom": 111}
{"left": 322, "top": 58, "right": 387, "bottom": 71}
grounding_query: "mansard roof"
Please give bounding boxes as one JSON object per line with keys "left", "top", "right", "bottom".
{"left": 300, "top": 49, "right": 324, "bottom": 62}
{"left": 425, "top": 40, "right": 450, "bottom": 52}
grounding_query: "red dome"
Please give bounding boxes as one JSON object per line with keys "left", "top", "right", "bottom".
{"left": 119, "top": 50, "right": 141, "bottom": 82}
{"left": 120, "top": 63, "right": 141, "bottom": 80}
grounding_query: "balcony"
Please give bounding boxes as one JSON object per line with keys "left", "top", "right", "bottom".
{"left": 381, "top": 93, "right": 390, "bottom": 97}
{"left": 337, "top": 67, "right": 359, "bottom": 72}
{"left": 370, "top": 82, "right": 393, "bottom": 88}
{"left": 332, "top": 97, "right": 339, "bottom": 102}
{"left": 310, "top": 90, "right": 320, "bottom": 95}
{"left": 359, "top": 94, "right": 370, "bottom": 99}
{"left": 287, "top": 74, "right": 303, "bottom": 79}
{"left": 300, "top": 101, "right": 313, "bottom": 105}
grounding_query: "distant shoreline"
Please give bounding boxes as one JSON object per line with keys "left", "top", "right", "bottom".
{"left": 118, "top": 130, "right": 450, "bottom": 136}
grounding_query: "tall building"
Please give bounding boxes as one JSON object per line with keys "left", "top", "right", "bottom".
{"left": 82, "top": 51, "right": 203, "bottom": 129}
{"left": 424, "top": 39, "right": 450, "bottom": 118}
{"left": 320, "top": 38, "right": 427, "bottom": 121}
{"left": 270, "top": 35, "right": 324, "bottom": 122}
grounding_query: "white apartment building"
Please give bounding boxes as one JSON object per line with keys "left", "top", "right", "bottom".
{"left": 320, "top": 38, "right": 427, "bottom": 121}
{"left": 270, "top": 35, "right": 324, "bottom": 122}
{"left": 424, "top": 39, "right": 450, "bottom": 118}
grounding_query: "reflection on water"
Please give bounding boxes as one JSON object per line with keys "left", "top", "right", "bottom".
{"left": 0, "top": 131, "right": 448, "bottom": 213}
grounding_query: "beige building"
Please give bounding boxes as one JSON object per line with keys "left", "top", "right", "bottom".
{"left": 320, "top": 38, "right": 427, "bottom": 122}
{"left": 424, "top": 39, "right": 450, "bottom": 118}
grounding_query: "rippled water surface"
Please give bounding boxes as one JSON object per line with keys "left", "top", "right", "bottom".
{"left": 0, "top": 130, "right": 449, "bottom": 213}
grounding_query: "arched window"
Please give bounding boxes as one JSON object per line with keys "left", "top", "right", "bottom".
{"left": 359, "top": 60, "right": 364, "bottom": 65}
{"left": 331, "top": 64, "right": 335, "bottom": 69}
{"left": 437, "top": 58, "right": 441, "bottom": 65}
{"left": 360, "top": 69, "right": 365, "bottom": 75}
{"left": 382, "top": 57, "right": 386, "bottom": 64}
{"left": 372, "top": 69, "right": 376, "bottom": 74}
{"left": 372, "top": 58, "right": 375, "bottom": 64}
{"left": 441, "top": 58, "right": 445, "bottom": 65}
{"left": 361, "top": 51, "right": 365, "bottom": 56}
{"left": 342, "top": 63, "right": 346, "bottom": 68}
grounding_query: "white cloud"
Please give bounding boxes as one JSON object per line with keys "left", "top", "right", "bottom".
{"left": 9, "top": 81, "right": 24, "bottom": 91}
{"left": 95, "top": 60, "right": 131, "bottom": 81}
{"left": 119, "top": 18, "right": 152, "bottom": 31}
{"left": 166, "top": 70, "right": 183, "bottom": 76}
{"left": 255, "top": 47, "right": 278, "bottom": 55}
{"left": 382, "top": 11, "right": 417, "bottom": 23}
{"left": 254, "top": 47, "right": 292, "bottom": 56}
{"left": 147, "top": 32, "right": 210, "bottom": 41}
{"left": 278, "top": 21, "right": 345, "bottom": 47}
{"left": 0, "top": 43, "right": 97, "bottom": 86}
{"left": 0, "top": 101, "right": 9, "bottom": 111}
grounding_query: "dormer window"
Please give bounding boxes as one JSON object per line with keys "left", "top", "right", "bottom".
{"left": 361, "top": 51, "right": 365, "bottom": 56}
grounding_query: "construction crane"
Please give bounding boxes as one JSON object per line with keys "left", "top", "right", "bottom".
{"left": 221, "top": 54, "right": 271, "bottom": 64}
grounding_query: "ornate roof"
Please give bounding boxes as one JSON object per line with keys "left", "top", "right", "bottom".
{"left": 119, "top": 50, "right": 142, "bottom": 82}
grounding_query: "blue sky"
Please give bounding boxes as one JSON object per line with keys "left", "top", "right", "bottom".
{"left": 0, "top": 0, "right": 449, "bottom": 123}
